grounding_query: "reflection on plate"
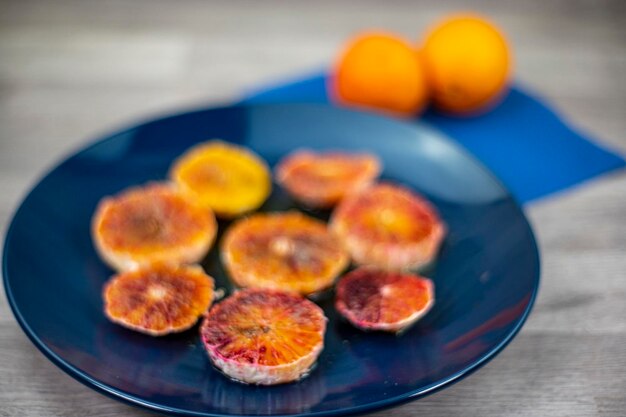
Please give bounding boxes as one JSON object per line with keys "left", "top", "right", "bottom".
{"left": 3, "top": 103, "right": 539, "bottom": 416}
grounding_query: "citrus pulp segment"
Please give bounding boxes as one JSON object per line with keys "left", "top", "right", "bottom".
{"left": 92, "top": 182, "right": 217, "bottom": 271}
{"left": 330, "top": 183, "right": 445, "bottom": 270}
{"left": 335, "top": 267, "right": 434, "bottom": 332}
{"left": 169, "top": 140, "right": 271, "bottom": 218}
{"left": 103, "top": 263, "right": 215, "bottom": 336}
{"left": 200, "top": 288, "right": 327, "bottom": 385}
{"left": 275, "top": 150, "right": 382, "bottom": 208}
{"left": 221, "top": 211, "right": 349, "bottom": 295}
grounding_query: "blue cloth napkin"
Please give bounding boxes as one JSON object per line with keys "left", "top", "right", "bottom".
{"left": 243, "top": 72, "right": 625, "bottom": 203}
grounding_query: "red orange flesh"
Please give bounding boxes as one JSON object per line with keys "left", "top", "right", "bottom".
{"left": 200, "top": 288, "right": 326, "bottom": 385}
{"left": 330, "top": 183, "right": 445, "bottom": 270}
{"left": 335, "top": 268, "right": 434, "bottom": 332}
{"left": 92, "top": 182, "right": 216, "bottom": 271}
{"left": 103, "top": 263, "right": 214, "bottom": 336}
{"left": 221, "top": 211, "right": 349, "bottom": 295}
{"left": 275, "top": 150, "right": 382, "bottom": 208}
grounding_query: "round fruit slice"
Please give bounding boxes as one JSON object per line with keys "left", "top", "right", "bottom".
{"left": 92, "top": 183, "right": 217, "bottom": 271}
{"left": 335, "top": 267, "right": 434, "bottom": 332}
{"left": 330, "top": 183, "right": 445, "bottom": 270}
{"left": 103, "top": 263, "right": 214, "bottom": 336}
{"left": 275, "top": 150, "right": 382, "bottom": 208}
{"left": 169, "top": 140, "right": 271, "bottom": 218}
{"left": 221, "top": 211, "right": 349, "bottom": 295}
{"left": 200, "top": 288, "right": 326, "bottom": 385}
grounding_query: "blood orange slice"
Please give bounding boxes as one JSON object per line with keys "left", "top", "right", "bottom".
{"left": 169, "top": 140, "right": 271, "bottom": 218}
{"left": 330, "top": 182, "right": 445, "bottom": 270}
{"left": 200, "top": 288, "right": 326, "bottom": 385}
{"left": 275, "top": 150, "right": 381, "bottom": 208}
{"left": 92, "top": 183, "right": 217, "bottom": 271}
{"left": 103, "top": 263, "right": 214, "bottom": 336}
{"left": 221, "top": 211, "right": 349, "bottom": 295}
{"left": 335, "top": 267, "right": 434, "bottom": 332}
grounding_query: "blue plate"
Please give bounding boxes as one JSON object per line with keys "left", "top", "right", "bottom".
{"left": 3, "top": 103, "right": 540, "bottom": 417}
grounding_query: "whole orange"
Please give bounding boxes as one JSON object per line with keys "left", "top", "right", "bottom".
{"left": 331, "top": 32, "right": 429, "bottom": 116}
{"left": 421, "top": 14, "right": 512, "bottom": 115}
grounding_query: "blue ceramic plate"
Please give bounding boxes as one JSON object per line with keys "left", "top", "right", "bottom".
{"left": 3, "top": 103, "right": 539, "bottom": 417}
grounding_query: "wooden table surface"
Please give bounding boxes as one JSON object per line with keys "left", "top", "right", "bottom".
{"left": 1, "top": 1, "right": 625, "bottom": 416}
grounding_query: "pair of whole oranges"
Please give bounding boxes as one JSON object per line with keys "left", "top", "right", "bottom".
{"left": 331, "top": 14, "right": 512, "bottom": 116}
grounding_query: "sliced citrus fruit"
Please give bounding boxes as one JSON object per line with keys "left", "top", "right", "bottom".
{"left": 275, "top": 150, "right": 382, "bottom": 208}
{"left": 335, "top": 267, "right": 434, "bottom": 332}
{"left": 221, "top": 211, "right": 349, "bottom": 295}
{"left": 200, "top": 288, "right": 326, "bottom": 385}
{"left": 330, "top": 182, "right": 445, "bottom": 270}
{"left": 169, "top": 140, "right": 271, "bottom": 218}
{"left": 92, "top": 182, "right": 217, "bottom": 271}
{"left": 103, "top": 263, "right": 214, "bottom": 336}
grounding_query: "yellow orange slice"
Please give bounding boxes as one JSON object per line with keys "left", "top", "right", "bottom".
{"left": 330, "top": 183, "right": 445, "bottom": 270}
{"left": 200, "top": 288, "right": 326, "bottom": 385}
{"left": 335, "top": 267, "right": 434, "bottom": 332}
{"left": 221, "top": 211, "right": 349, "bottom": 295}
{"left": 103, "top": 263, "right": 214, "bottom": 336}
{"left": 169, "top": 140, "right": 271, "bottom": 218}
{"left": 92, "top": 182, "right": 216, "bottom": 271}
{"left": 275, "top": 150, "right": 382, "bottom": 208}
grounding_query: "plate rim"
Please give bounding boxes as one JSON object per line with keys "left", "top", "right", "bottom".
{"left": 2, "top": 102, "right": 541, "bottom": 417}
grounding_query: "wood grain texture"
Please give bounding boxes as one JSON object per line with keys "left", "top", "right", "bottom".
{"left": 0, "top": 0, "right": 625, "bottom": 416}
